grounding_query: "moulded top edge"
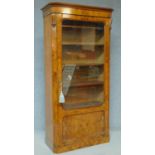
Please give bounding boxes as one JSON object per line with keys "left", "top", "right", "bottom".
{"left": 41, "top": 2, "right": 114, "bottom": 12}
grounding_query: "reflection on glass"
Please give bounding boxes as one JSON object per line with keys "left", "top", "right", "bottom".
{"left": 61, "top": 20, "right": 104, "bottom": 109}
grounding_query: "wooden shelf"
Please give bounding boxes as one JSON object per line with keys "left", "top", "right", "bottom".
{"left": 62, "top": 101, "right": 103, "bottom": 109}
{"left": 63, "top": 60, "right": 103, "bottom": 66}
{"left": 63, "top": 25, "right": 103, "bottom": 30}
{"left": 64, "top": 80, "right": 103, "bottom": 88}
{"left": 63, "top": 85, "right": 103, "bottom": 106}
{"left": 62, "top": 42, "right": 104, "bottom": 46}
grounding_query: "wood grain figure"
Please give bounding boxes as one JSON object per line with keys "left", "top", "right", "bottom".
{"left": 41, "top": 2, "right": 113, "bottom": 153}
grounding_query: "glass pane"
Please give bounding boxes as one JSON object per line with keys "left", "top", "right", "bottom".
{"left": 61, "top": 20, "right": 104, "bottom": 109}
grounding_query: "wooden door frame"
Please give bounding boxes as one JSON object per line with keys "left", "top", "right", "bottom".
{"left": 57, "top": 14, "right": 111, "bottom": 113}
{"left": 52, "top": 13, "right": 111, "bottom": 149}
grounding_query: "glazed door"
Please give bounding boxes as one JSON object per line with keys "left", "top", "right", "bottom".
{"left": 55, "top": 14, "right": 110, "bottom": 149}
{"left": 58, "top": 15, "right": 107, "bottom": 110}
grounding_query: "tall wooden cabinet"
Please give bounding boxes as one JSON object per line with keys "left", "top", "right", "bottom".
{"left": 41, "top": 2, "right": 113, "bottom": 153}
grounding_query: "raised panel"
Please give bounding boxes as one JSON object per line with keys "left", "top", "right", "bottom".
{"left": 62, "top": 111, "right": 105, "bottom": 145}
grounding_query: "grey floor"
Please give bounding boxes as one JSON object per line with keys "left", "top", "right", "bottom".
{"left": 34, "top": 130, "right": 121, "bottom": 155}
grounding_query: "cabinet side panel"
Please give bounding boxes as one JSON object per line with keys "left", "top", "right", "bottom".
{"left": 44, "top": 15, "right": 53, "bottom": 149}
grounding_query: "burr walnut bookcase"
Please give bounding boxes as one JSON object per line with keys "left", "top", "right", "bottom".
{"left": 41, "top": 2, "right": 113, "bottom": 153}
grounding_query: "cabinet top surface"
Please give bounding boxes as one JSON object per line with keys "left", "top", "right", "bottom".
{"left": 41, "top": 2, "right": 113, "bottom": 12}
